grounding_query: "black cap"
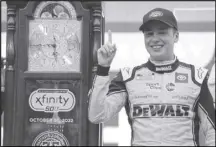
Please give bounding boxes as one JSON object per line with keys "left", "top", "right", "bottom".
{"left": 139, "top": 8, "right": 178, "bottom": 31}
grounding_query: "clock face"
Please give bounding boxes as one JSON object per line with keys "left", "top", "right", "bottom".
{"left": 28, "top": 19, "right": 81, "bottom": 72}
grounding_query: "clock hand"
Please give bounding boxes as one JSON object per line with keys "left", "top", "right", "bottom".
{"left": 52, "top": 35, "right": 58, "bottom": 61}
{"left": 53, "top": 48, "right": 58, "bottom": 62}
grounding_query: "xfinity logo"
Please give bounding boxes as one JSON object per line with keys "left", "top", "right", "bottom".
{"left": 35, "top": 95, "right": 69, "bottom": 106}
{"left": 156, "top": 65, "right": 172, "bottom": 71}
{"left": 29, "top": 89, "right": 76, "bottom": 112}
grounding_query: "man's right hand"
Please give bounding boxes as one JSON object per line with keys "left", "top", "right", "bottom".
{"left": 97, "top": 30, "right": 117, "bottom": 67}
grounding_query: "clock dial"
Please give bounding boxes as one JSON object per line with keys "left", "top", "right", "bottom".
{"left": 28, "top": 19, "right": 81, "bottom": 71}
{"left": 28, "top": 1, "right": 80, "bottom": 72}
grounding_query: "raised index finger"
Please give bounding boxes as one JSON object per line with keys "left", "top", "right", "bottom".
{"left": 108, "top": 30, "right": 112, "bottom": 44}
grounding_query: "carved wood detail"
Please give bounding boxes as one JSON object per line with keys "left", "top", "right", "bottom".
{"left": 6, "top": 5, "right": 16, "bottom": 71}
{"left": 92, "top": 6, "right": 102, "bottom": 71}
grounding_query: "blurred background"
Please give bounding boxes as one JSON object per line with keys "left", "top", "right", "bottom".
{"left": 1, "top": 1, "right": 215, "bottom": 146}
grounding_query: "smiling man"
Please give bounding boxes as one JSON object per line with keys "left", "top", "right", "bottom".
{"left": 88, "top": 8, "right": 215, "bottom": 146}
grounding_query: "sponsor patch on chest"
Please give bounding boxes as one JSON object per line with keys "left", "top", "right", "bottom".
{"left": 135, "top": 72, "right": 155, "bottom": 80}
{"left": 175, "top": 72, "right": 188, "bottom": 83}
{"left": 132, "top": 104, "right": 192, "bottom": 118}
{"left": 144, "top": 83, "right": 162, "bottom": 92}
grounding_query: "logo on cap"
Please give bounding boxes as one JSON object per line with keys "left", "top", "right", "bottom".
{"left": 149, "top": 11, "right": 163, "bottom": 18}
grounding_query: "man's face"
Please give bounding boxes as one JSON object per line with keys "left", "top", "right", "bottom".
{"left": 143, "top": 20, "right": 179, "bottom": 61}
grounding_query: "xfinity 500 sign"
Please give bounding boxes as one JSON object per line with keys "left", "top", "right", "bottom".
{"left": 29, "top": 89, "right": 76, "bottom": 112}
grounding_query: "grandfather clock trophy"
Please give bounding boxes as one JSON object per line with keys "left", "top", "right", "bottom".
{"left": 4, "top": 1, "right": 104, "bottom": 146}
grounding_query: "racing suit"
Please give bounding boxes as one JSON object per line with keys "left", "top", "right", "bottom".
{"left": 88, "top": 57, "right": 215, "bottom": 146}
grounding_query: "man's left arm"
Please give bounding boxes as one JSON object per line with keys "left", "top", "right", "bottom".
{"left": 198, "top": 74, "right": 215, "bottom": 146}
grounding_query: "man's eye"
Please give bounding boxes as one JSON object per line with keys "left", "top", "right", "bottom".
{"left": 145, "top": 32, "right": 153, "bottom": 36}
{"left": 158, "top": 31, "right": 166, "bottom": 35}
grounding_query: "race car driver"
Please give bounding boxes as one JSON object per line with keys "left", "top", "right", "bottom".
{"left": 88, "top": 8, "right": 215, "bottom": 146}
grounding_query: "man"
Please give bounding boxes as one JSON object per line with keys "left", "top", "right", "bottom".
{"left": 88, "top": 8, "right": 215, "bottom": 146}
